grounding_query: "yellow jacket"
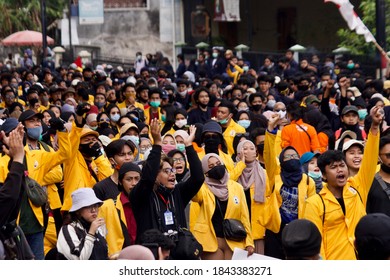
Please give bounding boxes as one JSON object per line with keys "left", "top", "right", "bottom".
{"left": 226, "top": 65, "right": 244, "bottom": 84}
{"left": 19, "top": 133, "right": 71, "bottom": 226}
{"left": 144, "top": 107, "right": 163, "bottom": 125}
{"left": 223, "top": 119, "right": 246, "bottom": 156}
{"left": 117, "top": 101, "right": 144, "bottom": 111}
{"left": 248, "top": 178, "right": 270, "bottom": 240}
{"left": 261, "top": 130, "right": 316, "bottom": 233}
{"left": 190, "top": 149, "right": 246, "bottom": 230}
{"left": 61, "top": 125, "right": 113, "bottom": 211}
{"left": 304, "top": 130, "right": 379, "bottom": 260}
{"left": 191, "top": 180, "right": 254, "bottom": 252}
{"left": 98, "top": 199, "right": 125, "bottom": 259}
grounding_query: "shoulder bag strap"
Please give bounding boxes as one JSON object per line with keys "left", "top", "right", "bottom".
{"left": 374, "top": 173, "right": 390, "bottom": 200}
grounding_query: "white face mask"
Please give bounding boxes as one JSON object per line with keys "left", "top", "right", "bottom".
{"left": 267, "top": 100, "right": 276, "bottom": 108}
{"left": 175, "top": 119, "right": 187, "bottom": 128}
{"left": 276, "top": 110, "right": 286, "bottom": 119}
{"left": 177, "top": 90, "right": 187, "bottom": 97}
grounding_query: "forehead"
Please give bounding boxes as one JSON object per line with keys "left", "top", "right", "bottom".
{"left": 162, "top": 161, "right": 172, "bottom": 169}
{"left": 163, "top": 135, "right": 174, "bottom": 142}
{"left": 208, "top": 156, "right": 220, "bottom": 165}
{"left": 81, "top": 135, "right": 97, "bottom": 142}
{"left": 172, "top": 153, "right": 183, "bottom": 158}
{"left": 243, "top": 142, "right": 254, "bottom": 149}
{"left": 284, "top": 149, "right": 298, "bottom": 156}
{"left": 124, "top": 171, "right": 140, "bottom": 177}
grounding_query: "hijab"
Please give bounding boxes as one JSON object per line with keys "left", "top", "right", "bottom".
{"left": 236, "top": 140, "right": 266, "bottom": 203}
{"left": 201, "top": 153, "right": 229, "bottom": 201}
{"left": 279, "top": 146, "right": 303, "bottom": 188}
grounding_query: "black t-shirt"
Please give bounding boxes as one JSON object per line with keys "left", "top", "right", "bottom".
{"left": 212, "top": 199, "right": 228, "bottom": 238}
{"left": 367, "top": 178, "right": 390, "bottom": 216}
{"left": 93, "top": 176, "right": 119, "bottom": 201}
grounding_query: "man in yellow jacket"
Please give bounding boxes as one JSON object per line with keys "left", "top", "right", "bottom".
{"left": 304, "top": 106, "right": 383, "bottom": 260}
{"left": 61, "top": 104, "right": 113, "bottom": 212}
{"left": 215, "top": 100, "right": 245, "bottom": 156}
{"left": 0, "top": 111, "right": 72, "bottom": 260}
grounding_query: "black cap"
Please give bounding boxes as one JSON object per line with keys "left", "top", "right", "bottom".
{"left": 0, "top": 118, "right": 19, "bottom": 134}
{"left": 282, "top": 219, "right": 322, "bottom": 259}
{"left": 341, "top": 105, "right": 359, "bottom": 116}
{"left": 355, "top": 213, "right": 390, "bottom": 260}
{"left": 18, "top": 109, "right": 44, "bottom": 122}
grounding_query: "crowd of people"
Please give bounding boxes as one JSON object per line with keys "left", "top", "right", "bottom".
{"left": 1, "top": 46, "right": 390, "bottom": 260}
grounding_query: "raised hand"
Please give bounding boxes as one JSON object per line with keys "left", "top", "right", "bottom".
{"left": 184, "top": 125, "right": 197, "bottom": 147}
{"left": 150, "top": 118, "right": 162, "bottom": 145}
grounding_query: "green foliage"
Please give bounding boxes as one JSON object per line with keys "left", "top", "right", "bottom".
{"left": 337, "top": 0, "right": 390, "bottom": 55}
{"left": 0, "top": 0, "right": 66, "bottom": 38}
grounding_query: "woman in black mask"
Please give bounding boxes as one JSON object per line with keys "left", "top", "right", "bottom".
{"left": 262, "top": 113, "right": 316, "bottom": 259}
{"left": 190, "top": 153, "right": 254, "bottom": 260}
{"left": 96, "top": 112, "right": 112, "bottom": 136}
{"left": 200, "top": 120, "right": 245, "bottom": 181}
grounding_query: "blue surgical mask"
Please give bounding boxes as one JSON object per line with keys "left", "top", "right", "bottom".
{"left": 218, "top": 118, "right": 228, "bottom": 125}
{"left": 358, "top": 109, "right": 368, "bottom": 120}
{"left": 237, "top": 120, "right": 251, "bottom": 129}
{"left": 176, "top": 143, "right": 185, "bottom": 152}
{"left": 308, "top": 171, "right": 322, "bottom": 180}
{"left": 122, "top": 135, "right": 140, "bottom": 145}
{"left": 150, "top": 101, "right": 161, "bottom": 108}
{"left": 26, "top": 126, "right": 43, "bottom": 141}
{"left": 110, "top": 114, "right": 120, "bottom": 122}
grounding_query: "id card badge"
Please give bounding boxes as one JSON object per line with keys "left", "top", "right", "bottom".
{"left": 164, "top": 210, "right": 174, "bottom": 225}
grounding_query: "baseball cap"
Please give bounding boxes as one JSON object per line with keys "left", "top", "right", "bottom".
{"left": 305, "top": 95, "right": 321, "bottom": 106}
{"left": 335, "top": 130, "right": 357, "bottom": 150}
{"left": 18, "top": 110, "right": 44, "bottom": 122}
{"left": 300, "top": 152, "right": 320, "bottom": 165}
{"left": 342, "top": 139, "right": 364, "bottom": 152}
{"left": 0, "top": 118, "right": 19, "bottom": 134}
{"left": 341, "top": 105, "right": 359, "bottom": 116}
{"left": 347, "top": 87, "right": 361, "bottom": 97}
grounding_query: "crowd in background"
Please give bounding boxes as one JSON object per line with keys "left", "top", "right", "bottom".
{"left": 1, "top": 46, "right": 390, "bottom": 261}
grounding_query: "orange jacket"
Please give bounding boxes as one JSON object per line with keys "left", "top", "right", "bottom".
{"left": 281, "top": 119, "right": 320, "bottom": 156}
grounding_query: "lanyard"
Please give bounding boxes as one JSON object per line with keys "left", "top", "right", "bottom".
{"left": 158, "top": 193, "right": 170, "bottom": 209}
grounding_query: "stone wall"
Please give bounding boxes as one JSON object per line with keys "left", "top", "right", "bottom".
{"left": 76, "top": 0, "right": 174, "bottom": 62}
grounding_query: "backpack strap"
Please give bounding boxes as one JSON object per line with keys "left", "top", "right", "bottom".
{"left": 318, "top": 194, "right": 325, "bottom": 225}
{"left": 374, "top": 173, "right": 390, "bottom": 200}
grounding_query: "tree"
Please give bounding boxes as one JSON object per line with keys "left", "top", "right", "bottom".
{"left": 336, "top": 0, "right": 390, "bottom": 55}
{"left": 0, "top": 0, "right": 66, "bottom": 39}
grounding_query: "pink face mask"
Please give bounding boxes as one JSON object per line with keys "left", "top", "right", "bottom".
{"left": 162, "top": 144, "right": 176, "bottom": 155}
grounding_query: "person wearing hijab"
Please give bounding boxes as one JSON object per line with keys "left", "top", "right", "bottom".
{"left": 191, "top": 153, "right": 254, "bottom": 260}
{"left": 57, "top": 188, "right": 109, "bottom": 260}
{"left": 167, "top": 149, "right": 189, "bottom": 184}
{"left": 161, "top": 133, "right": 177, "bottom": 155}
{"left": 236, "top": 140, "right": 269, "bottom": 254}
{"left": 262, "top": 113, "right": 316, "bottom": 259}
{"left": 173, "top": 130, "right": 189, "bottom": 153}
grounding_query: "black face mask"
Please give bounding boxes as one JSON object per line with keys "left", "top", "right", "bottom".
{"left": 204, "top": 137, "right": 221, "bottom": 154}
{"left": 207, "top": 165, "right": 226, "bottom": 180}
{"left": 257, "top": 143, "right": 264, "bottom": 155}
{"left": 79, "top": 142, "right": 100, "bottom": 156}
{"left": 298, "top": 85, "right": 309, "bottom": 92}
{"left": 381, "top": 163, "right": 390, "bottom": 174}
{"left": 198, "top": 103, "right": 208, "bottom": 109}
{"left": 252, "top": 104, "right": 262, "bottom": 112}
{"left": 99, "top": 122, "right": 110, "bottom": 129}
{"left": 281, "top": 159, "right": 302, "bottom": 173}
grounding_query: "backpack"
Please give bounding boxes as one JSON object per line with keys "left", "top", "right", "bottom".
{"left": 0, "top": 220, "right": 35, "bottom": 260}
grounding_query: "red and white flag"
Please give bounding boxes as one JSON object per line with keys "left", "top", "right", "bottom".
{"left": 325, "top": 0, "right": 376, "bottom": 43}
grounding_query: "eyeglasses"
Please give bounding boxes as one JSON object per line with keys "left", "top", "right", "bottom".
{"left": 172, "top": 157, "right": 185, "bottom": 163}
{"left": 236, "top": 133, "right": 249, "bottom": 138}
{"left": 162, "top": 168, "right": 176, "bottom": 175}
{"left": 275, "top": 109, "right": 286, "bottom": 112}
{"left": 380, "top": 153, "right": 390, "bottom": 159}
{"left": 283, "top": 154, "right": 300, "bottom": 160}
{"left": 100, "top": 118, "right": 110, "bottom": 123}
{"left": 84, "top": 203, "right": 100, "bottom": 212}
